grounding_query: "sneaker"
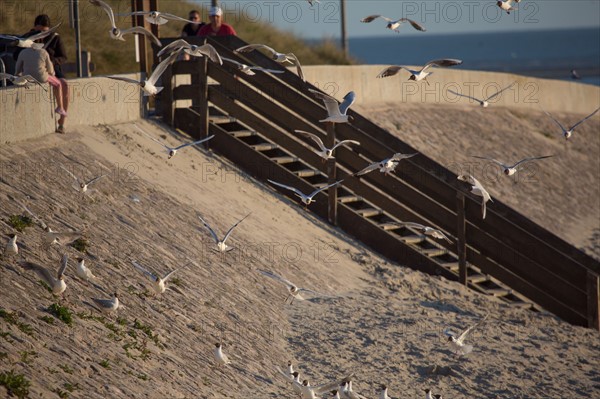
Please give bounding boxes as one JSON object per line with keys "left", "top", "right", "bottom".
{"left": 55, "top": 107, "right": 67, "bottom": 117}
{"left": 56, "top": 125, "right": 65, "bottom": 134}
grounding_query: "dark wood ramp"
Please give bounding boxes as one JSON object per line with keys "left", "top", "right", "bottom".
{"left": 156, "top": 36, "right": 600, "bottom": 330}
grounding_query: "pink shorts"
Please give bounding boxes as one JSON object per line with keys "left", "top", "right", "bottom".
{"left": 46, "top": 75, "right": 61, "bottom": 87}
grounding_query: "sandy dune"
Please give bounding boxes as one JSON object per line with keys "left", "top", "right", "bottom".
{"left": 0, "top": 117, "right": 598, "bottom": 399}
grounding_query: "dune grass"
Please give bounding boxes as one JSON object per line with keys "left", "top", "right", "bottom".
{"left": 0, "top": 0, "right": 353, "bottom": 76}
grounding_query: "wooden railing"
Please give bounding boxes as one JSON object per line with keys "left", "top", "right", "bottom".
{"left": 157, "top": 36, "right": 599, "bottom": 330}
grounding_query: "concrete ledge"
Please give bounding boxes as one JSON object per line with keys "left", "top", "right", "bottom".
{"left": 0, "top": 74, "right": 142, "bottom": 144}
{"left": 300, "top": 65, "right": 600, "bottom": 114}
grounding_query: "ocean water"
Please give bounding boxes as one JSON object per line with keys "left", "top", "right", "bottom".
{"left": 344, "top": 28, "right": 600, "bottom": 86}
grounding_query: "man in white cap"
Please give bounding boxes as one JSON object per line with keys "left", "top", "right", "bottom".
{"left": 197, "top": 6, "right": 237, "bottom": 36}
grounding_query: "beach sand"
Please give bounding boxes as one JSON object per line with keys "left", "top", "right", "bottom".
{"left": 0, "top": 115, "right": 598, "bottom": 398}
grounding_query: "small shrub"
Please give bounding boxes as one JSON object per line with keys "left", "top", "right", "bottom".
{"left": 48, "top": 303, "right": 73, "bottom": 326}
{"left": 99, "top": 359, "right": 111, "bottom": 369}
{"left": 7, "top": 215, "right": 33, "bottom": 232}
{"left": 0, "top": 370, "right": 31, "bottom": 399}
{"left": 70, "top": 238, "right": 89, "bottom": 253}
{"left": 39, "top": 315, "right": 55, "bottom": 325}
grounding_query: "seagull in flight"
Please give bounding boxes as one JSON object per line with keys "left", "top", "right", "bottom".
{"left": 340, "top": 380, "right": 369, "bottom": 399}
{"left": 497, "top": 0, "right": 520, "bottom": 14}
{"left": 122, "top": 10, "right": 199, "bottom": 25}
{"left": 444, "top": 314, "right": 489, "bottom": 356}
{"left": 543, "top": 107, "right": 600, "bottom": 140}
{"left": 134, "top": 124, "right": 214, "bottom": 159}
{"left": 257, "top": 269, "right": 335, "bottom": 304}
{"left": 377, "top": 59, "right": 463, "bottom": 85}
{"left": 360, "top": 15, "right": 426, "bottom": 32}
{"left": 19, "top": 202, "right": 82, "bottom": 246}
{"left": 235, "top": 44, "right": 305, "bottom": 81}
{"left": 471, "top": 155, "right": 554, "bottom": 176}
{"left": 108, "top": 50, "right": 179, "bottom": 96}
{"left": 221, "top": 57, "right": 284, "bottom": 76}
{"left": 295, "top": 130, "right": 360, "bottom": 162}
{"left": 60, "top": 165, "right": 107, "bottom": 193}
{"left": 157, "top": 39, "right": 222, "bottom": 64}
{"left": 89, "top": 0, "right": 162, "bottom": 46}
{"left": 198, "top": 213, "right": 251, "bottom": 253}
{"left": 213, "top": 343, "right": 231, "bottom": 367}
{"left": 353, "top": 152, "right": 418, "bottom": 176}
{"left": 275, "top": 361, "right": 296, "bottom": 383}
{"left": 131, "top": 261, "right": 177, "bottom": 295}
{"left": 308, "top": 89, "right": 356, "bottom": 123}
{"left": 267, "top": 179, "right": 343, "bottom": 209}
{"left": 0, "top": 73, "right": 47, "bottom": 91}
{"left": 19, "top": 254, "right": 68, "bottom": 296}
{"left": 0, "top": 23, "right": 61, "bottom": 49}
{"left": 394, "top": 222, "right": 452, "bottom": 244}
{"left": 447, "top": 82, "right": 516, "bottom": 108}
{"left": 457, "top": 174, "right": 492, "bottom": 219}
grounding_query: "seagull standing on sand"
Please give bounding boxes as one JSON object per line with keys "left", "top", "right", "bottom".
{"left": 108, "top": 50, "right": 179, "bottom": 96}
{"left": 0, "top": 23, "right": 61, "bottom": 49}
{"left": 497, "top": 0, "right": 521, "bottom": 14}
{"left": 377, "top": 59, "right": 463, "bottom": 85}
{"left": 379, "top": 385, "right": 397, "bottom": 399}
{"left": 213, "top": 343, "right": 231, "bottom": 367}
{"left": 0, "top": 73, "right": 47, "bottom": 90}
{"left": 471, "top": 155, "right": 554, "bottom": 176}
{"left": 134, "top": 124, "right": 214, "bottom": 159}
{"left": 444, "top": 314, "right": 489, "bottom": 356}
{"left": 221, "top": 57, "right": 284, "bottom": 76}
{"left": 295, "top": 130, "right": 360, "bottom": 162}
{"left": 131, "top": 261, "right": 177, "bottom": 295}
{"left": 447, "top": 82, "right": 516, "bottom": 108}
{"left": 543, "top": 107, "right": 600, "bottom": 140}
{"left": 235, "top": 44, "right": 305, "bottom": 81}
{"left": 157, "top": 39, "right": 222, "bottom": 64}
{"left": 353, "top": 153, "right": 418, "bottom": 176}
{"left": 92, "top": 293, "right": 119, "bottom": 314}
{"left": 267, "top": 179, "right": 344, "bottom": 209}
{"left": 19, "top": 254, "right": 68, "bottom": 296}
{"left": 198, "top": 213, "right": 250, "bottom": 253}
{"left": 457, "top": 174, "right": 492, "bottom": 219}
{"left": 360, "top": 15, "right": 426, "bottom": 32}
{"left": 394, "top": 222, "right": 452, "bottom": 244}
{"left": 308, "top": 89, "right": 356, "bottom": 123}
{"left": 5, "top": 234, "right": 18, "bottom": 257}
{"left": 60, "top": 165, "right": 107, "bottom": 193}
{"left": 258, "top": 269, "right": 335, "bottom": 304}
{"left": 89, "top": 0, "right": 162, "bottom": 46}
{"left": 76, "top": 258, "right": 97, "bottom": 284}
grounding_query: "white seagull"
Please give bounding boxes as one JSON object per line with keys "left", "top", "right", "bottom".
{"left": 303, "top": 379, "right": 350, "bottom": 399}
{"left": 471, "top": 155, "right": 554, "bottom": 176}
{"left": 447, "top": 82, "right": 516, "bottom": 107}
{"left": 340, "top": 380, "right": 369, "bottom": 399}
{"left": 19, "top": 254, "right": 68, "bottom": 296}
{"left": 258, "top": 269, "right": 335, "bottom": 304}
{"left": 5, "top": 234, "right": 18, "bottom": 257}
{"left": 267, "top": 179, "right": 344, "bottom": 209}
{"left": 92, "top": 292, "right": 119, "bottom": 314}
{"left": 295, "top": 130, "right": 360, "bottom": 162}
{"left": 360, "top": 15, "right": 426, "bottom": 32}
{"left": 394, "top": 222, "right": 452, "bottom": 244}
{"left": 377, "top": 59, "right": 463, "bottom": 85}
{"left": 0, "top": 23, "right": 61, "bottom": 49}
{"left": 131, "top": 261, "right": 177, "bottom": 295}
{"left": 134, "top": 124, "right": 214, "bottom": 159}
{"left": 157, "top": 39, "right": 222, "bottom": 64}
{"left": 235, "top": 44, "right": 305, "bottom": 81}
{"left": 543, "top": 107, "right": 600, "bottom": 140}
{"left": 497, "top": 0, "right": 521, "bottom": 14}
{"left": 275, "top": 361, "right": 295, "bottom": 382}
{"left": 308, "top": 89, "right": 356, "bottom": 123}
{"left": 457, "top": 174, "right": 492, "bottom": 219}
{"left": 198, "top": 213, "right": 251, "bottom": 253}
{"left": 221, "top": 57, "right": 284, "bottom": 76}
{"left": 108, "top": 50, "right": 178, "bottom": 96}
{"left": 0, "top": 73, "right": 47, "bottom": 91}
{"left": 60, "top": 165, "right": 107, "bottom": 193}
{"left": 75, "top": 258, "right": 97, "bottom": 283}
{"left": 424, "top": 389, "right": 434, "bottom": 399}
{"left": 444, "top": 314, "right": 489, "bottom": 356}
{"left": 213, "top": 343, "right": 231, "bottom": 367}
{"left": 89, "top": 0, "right": 162, "bottom": 46}
{"left": 19, "top": 203, "right": 82, "bottom": 247}
{"left": 379, "top": 385, "right": 396, "bottom": 399}
{"left": 353, "top": 152, "right": 418, "bottom": 176}
{"left": 123, "top": 10, "right": 199, "bottom": 25}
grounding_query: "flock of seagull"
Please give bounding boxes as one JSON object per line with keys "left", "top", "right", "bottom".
{"left": 2, "top": 1, "right": 599, "bottom": 398}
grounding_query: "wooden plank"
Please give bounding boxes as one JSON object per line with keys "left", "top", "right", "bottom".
{"left": 457, "top": 193, "right": 467, "bottom": 286}
{"left": 326, "top": 123, "right": 337, "bottom": 226}
{"left": 588, "top": 272, "right": 600, "bottom": 330}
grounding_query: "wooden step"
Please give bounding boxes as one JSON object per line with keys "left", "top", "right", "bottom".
{"left": 356, "top": 208, "right": 382, "bottom": 218}
{"left": 338, "top": 195, "right": 363, "bottom": 204}
{"left": 295, "top": 169, "right": 320, "bottom": 178}
{"left": 507, "top": 301, "right": 533, "bottom": 309}
{"left": 379, "top": 222, "right": 401, "bottom": 231}
{"left": 442, "top": 262, "right": 459, "bottom": 272}
{"left": 482, "top": 288, "right": 512, "bottom": 297}
{"left": 270, "top": 156, "right": 298, "bottom": 165}
{"left": 420, "top": 248, "right": 448, "bottom": 257}
{"left": 400, "top": 235, "right": 425, "bottom": 244}
{"left": 229, "top": 130, "right": 256, "bottom": 138}
{"left": 209, "top": 115, "right": 236, "bottom": 124}
{"left": 313, "top": 182, "right": 330, "bottom": 189}
{"left": 467, "top": 274, "right": 489, "bottom": 284}
{"left": 251, "top": 143, "right": 279, "bottom": 151}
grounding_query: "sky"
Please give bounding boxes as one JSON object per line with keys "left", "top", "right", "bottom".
{"left": 210, "top": 0, "right": 600, "bottom": 39}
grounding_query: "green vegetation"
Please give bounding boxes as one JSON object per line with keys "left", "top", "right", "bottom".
{"left": 19, "top": 350, "right": 37, "bottom": 365}
{"left": 0, "top": 370, "right": 31, "bottom": 399}
{"left": 99, "top": 359, "right": 111, "bottom": 369}
{"left": 48, "top": 303, "right": 74, "bottom": 326}
{"left": 58, "top": 364, "right": 74, "bottom": 375}
{"left": 39, "top": 315, "right": 55, "bottom": 325}
{"left": 70, "top": 238, "right": 89, "bottom": 253}
{"left": 7, "top": 215, "right": 33, "bottom": 232}
{"left": 0, "top": 309, "right": 34, "bottom": 336}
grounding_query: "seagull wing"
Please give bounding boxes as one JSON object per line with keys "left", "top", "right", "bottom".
{"left": 89, "top": 0, "right": 117, "bottom": 28}
{"left": 27, "top": 23, "right": 62, "bottom": 41}
{"left": 308, "top": 89, "right": 343, "bottom": 118}
{"left": 235, "top": 44, "right": 277, "bottom": 56}
{"left": 192, "top": 44, "right": 223, "bottom": 65}
{"left": 107, "top": 75, "right": 141, "bottom": 85}
{"left": 120, "top": 26, "right": 162, "bottom": 47}
{"left": 268, "top": 179, "right": 307, "bottom": 198}
{"left": 309, "top": 180, "right": 343, "bottom": 198}
{"left": 222, "top": 212, "right": 251, "bottom": 244}
{"left": 198, "top": 215, "right": 220, "bottom": 244}
{"left": 92, "top": 297, "right": 115, "bottom": 309}
{"left": 287, "top": 53, "right": 305, "bottom": 81}
{"left": 221, "top": 57, "right": 245, "bottom": 68}
{"left": 19, "top": 202, "right": 48, "bottom": 230}
{"left": 85, "top": 174, "right": 108, "bottom": 187}
{"left": 396, "top": 222, "right": 427, "bottom": 231}
{"left": 448, "top": 89, "right": 483, "bottom": 104}
{"left": 148, "top": 50, "right": 179, "bottom": 84}
{"left": 295, "top": 130, "right": 327, "bottom": 151}
{"left": 376, "top": 65, "right": 406, "bottom": 78}
{"left": 250, "top": 66, "right": 284, "bottom": 74}
{"left": 399, "top": 18, "right": 427, "bottom": 31}
{"left": 390, "top": 152, "right": 418, "bottom": 161}
{"left": 133, "top": 124, "right": 171, "bottom": 151}
{"left": 354, "top": 160, "right": 383, "bottom": 176}
{"left": 511, "top": 155, "right": 554, "bottom": 169}
{"left": 484, "top": 81, "right": 516, "bottom": 101}
{"left": 132, "top": 261, "right": 159, "bottom": 282}
{"left": 331, "top": 139, "right": 360, "bottom": 151}
{"left": 570, "top": 106, "right": 600, "bottom": 131}
{"left": 456, "top": 314, "right": 489, "bottom": 344}
{"left": 360, "top": 15, "right": 392, "bottom": 23}
{"left": 275, "top": 366, "right": 293, "bottom": 382}
{"left": 0, "top": 34, "right": 19, "bottom": 41}
{"left": 542, "top": 109, "right": 567, "bottom": 133}
{"left": 157, "top": 38, "right": 190, "bottom": 58}
{"left": 57, "top": 254, "right": 68, "bottom": 279}
{"left": 339, "top": 91, "right": 356, "bottom": 115}
{"left": 257, "top": 269, "right": 295, "bottom": 288}
{"left": 173, "top": 135, "right": 215, "bottom": 150}
{"left": 22, "top": 75, "right": 48, "bottom": 91}
{"left": 422, "top": 58, "right": 463, "bottom": 72}
{"left": 162, "top": 269, "right": 178, "bottom": 282}
{"left": 471, "top": 155, "right": 508, "bottom": 169}
{"left": 161, "top": 12, "right": 194, "bottom": 23}
{"left": 60, "top": 165, "right": 82, "bottom": 184}
{"left": 20, "top": 261, "right": 56, "bottom": 286}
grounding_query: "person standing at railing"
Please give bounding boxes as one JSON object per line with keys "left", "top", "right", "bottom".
{"left": 181, "top": 10, "right": 206, "bottom": 61}
{"left": 196, "top": 7, "right": 236, "bottom": 37}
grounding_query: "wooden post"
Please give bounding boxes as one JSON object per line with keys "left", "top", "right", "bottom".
{"left": 161, "top": 62, "right": 173, "bottom": 126}
{"left": 326, "top": 122, "right": 338, "bottom": 225}
{"left": 587, "top": 272, "right": 599, "bottom": 330}
{"left": 456, "top": 192, "right": 467, "bottom": 285}
{"left": 197, "top": 38, "right": 209, "bottom": 147}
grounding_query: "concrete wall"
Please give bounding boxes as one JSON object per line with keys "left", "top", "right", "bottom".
{"left": 300, "top": 66, "right": 600, "bottom": 114}
{"left": 0, "top": 74, "right": 142, "bottom": 144}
